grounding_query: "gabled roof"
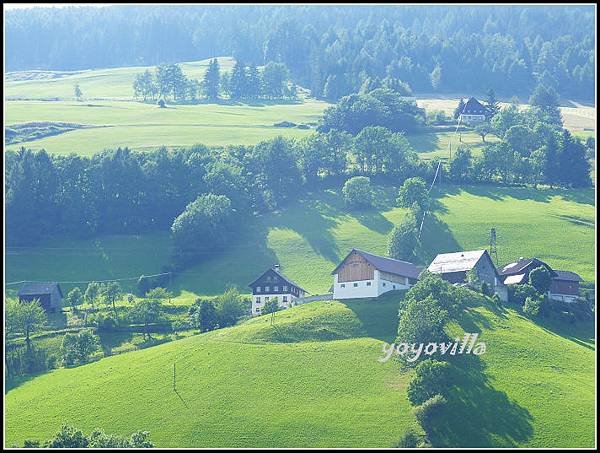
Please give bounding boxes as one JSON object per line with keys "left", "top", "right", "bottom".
{"left": 498, "top": 257, "right": 557, "bottom": 277}
{"left": 18, "top": 282, "right": 63, "bottom": 298}
{"left": 331, "top": 249, "right": 423, "bottom": 280}
{"left": 553, "top": 270, "right": 583, "bottom": 282}
{"left": 248, "top": 267, "right": 307, "bottom": 293}
{"left": 462, "top": 97, "right": 489, "bottom": 115}
{"left": 427, "top": 250, "right": 499, "bottom": 277}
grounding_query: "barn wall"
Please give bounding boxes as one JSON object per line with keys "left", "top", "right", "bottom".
{"left": 336, "top": 252, "right": 375, "bottom": 283}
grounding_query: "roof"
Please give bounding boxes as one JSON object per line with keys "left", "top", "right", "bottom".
{"left": 462, "top": 97, "right": 489, "bottom": 115}
{"left": 18, "top": 282, "right": 63, "bottom": 298}
{"left": 498, "top": 257, "right": 557, "bottom": 277}
{"left": 331, "top": 249, "right": 423, "bottom": 280}
{"left": 427, "top": 250, "right": 498, "bottom": 276}
{"left": 553, "top": 270, "right": 583, "bottom": 282}
{"left": 503, "top": 274, "right": 526, "bottom": 285}
{"left": 248, "top": 267, "right": 307, "bottom": 293}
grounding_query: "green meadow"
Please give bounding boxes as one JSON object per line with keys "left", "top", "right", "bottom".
{"left": 5, "top": 57, "right": 237, "bottom": 101}
{"left": 6, "top": 184, "right": 595, "bottom": 298}
{"left": 5, "top": 292, "right": 595, "bottom": 448}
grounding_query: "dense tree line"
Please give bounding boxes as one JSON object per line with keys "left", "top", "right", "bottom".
{"left": 448, "top": 86, "right": 592, "bottom": 188}
{"left": 6, "top": 131, "right": 434, "bottom": 249}
{"left": 134, "top": 59, "right": 295, "bottom": 103}
{"left": 6, "top": 5, "right": 595, "bottom": 100}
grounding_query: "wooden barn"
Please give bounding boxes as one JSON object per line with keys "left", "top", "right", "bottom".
{"left": 249, "top": 265, "right": 307, "bottom": 316}
{"left": 18, "top": 282, "right": 63, "bottom": 312}
{"left": 331, "top": 249, "right": 422, "bottom": 300}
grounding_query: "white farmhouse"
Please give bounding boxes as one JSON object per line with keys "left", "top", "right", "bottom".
{"left": 331, "top": 249, "right": 422, "bottom": 300}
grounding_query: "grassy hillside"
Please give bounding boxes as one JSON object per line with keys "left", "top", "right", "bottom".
{"left": 6, "top": 184, "right": 595, "bottom": 297}
{"left": 5, "top": 57, "right": 237, "bottom": 101}
{"left": 4, "top": 100, "right": 326, "bottom": 154}
{"left": 5, "top": 292, "right": 595, "bottom": 448}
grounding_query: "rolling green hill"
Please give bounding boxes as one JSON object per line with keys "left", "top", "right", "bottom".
{"left": 4, "top": 292, "right": 595, "bottom": 448}
{"left": 5, "top": 184, "right": 595, "bottom": 298}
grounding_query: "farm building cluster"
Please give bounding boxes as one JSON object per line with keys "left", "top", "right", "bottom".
{"left": 249, "top": 248, "right": 583, "bottom": 316}
{"left": 17, "top": 249, "right": 583, "bottom": 317}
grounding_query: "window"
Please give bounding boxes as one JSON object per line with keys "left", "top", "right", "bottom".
{"left": 383, "top": 283, "right": 386, "bottom": 287}
{"left": 366, "top": 281, "right": 372, "bottom": 286}
{"left": 265, "top": 297, "right": 269, "bottom": 302}
{"left": 255, "top": 297, "right": 261, "bottom": 304}
{"left": 283, "top": 296, "right": 288, "bottom": 302}
{"left": 353, "top": 282, "right": 358, "bottom": 287}
{"left": 393, "top": 285, "right": 396, "bottom": 289}
{"left": 283, "top": 285, "right": 288, "bottom": 292}
{"left": 274, "top": 286, "right": 279, "bottom": 292}
{"left": 340, "top": 283, "right": 345, "bottom": 288}
{"left": 265, "top": 286, "right": 270, "bottom": 292}
{"left": 256, "top": 286, "right": 261, "bottom": 293}
{"left": 255, "top": 308, "right": 261, "bottom": 313}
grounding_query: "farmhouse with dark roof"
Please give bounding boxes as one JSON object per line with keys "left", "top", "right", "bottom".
{"left": 499, "top": 257, "right": 583, "bottom": 303}
{"left": 459, "top": 97, "right": 490, "bottom": 124}
{"left": 249, "top": 265, "right": 308, "bottom": 316}
{"left": 18, "top": 282, "right": 63, "bottom": 312}
{"left": 331, "top": 249, "right": 422, "bottom": 300}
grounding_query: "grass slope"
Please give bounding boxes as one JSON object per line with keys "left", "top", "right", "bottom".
{"left": 6, "top": 184, "right": 595, "bottom": 297}
{"left": 5, "top": 295, "right": 418, "bottom": 448}
{"left": 5, "top": 292, "right": 595, "bottom": 448}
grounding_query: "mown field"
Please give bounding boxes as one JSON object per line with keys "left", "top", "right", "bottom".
{"left": 6, "top": 58, "right": 595, "bottom": 155}
{"left": 5, "top": 292, "right": 595, "bottom": 448}
{"left": 6, "top": 183, "right": 595, "bottom": 298}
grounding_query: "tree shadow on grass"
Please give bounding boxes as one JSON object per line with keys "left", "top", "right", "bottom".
{"left": 415, "top": 212, "right": 461, "bottom": 266}
{"left": 428, "top": 355, "right": 534, "bottom": 447}
{"left": 535, "top": 316, "right": 595, "bottom": 351}
{"left": 339, "top": 291, "right": 405, "bottom": 343}
{"left": 455, "top": 184, "right": 595, "bottom": 206}
{"left": 97, "top": 331, "right": 133, "bottom": 356}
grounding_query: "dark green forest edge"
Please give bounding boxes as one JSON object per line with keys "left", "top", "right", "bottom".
{"left": 6, "top": 5, "right": 594, "bottom": 101}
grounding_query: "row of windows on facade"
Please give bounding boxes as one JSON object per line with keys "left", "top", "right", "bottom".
{"left": 255, "top": 285, "right": 290, "bottom": 293}
{"left": 255, "top": 295, "right": 289, "bottom": 304}
{"left": 338, "top": 281, "right": 399, "bottom": 289}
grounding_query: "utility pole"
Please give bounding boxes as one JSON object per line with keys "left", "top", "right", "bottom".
{"left": 489, "top": 227, "right": 498, "bottom": 266}
{"left": 173, "top": 362, "right": 176, "bottom": 391}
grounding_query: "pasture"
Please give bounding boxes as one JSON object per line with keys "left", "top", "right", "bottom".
{"left": 6, "top": 184, "right": 595, "bottom": 298}
{"left": 4, "top": 293, "right": 595, "bottom": 448}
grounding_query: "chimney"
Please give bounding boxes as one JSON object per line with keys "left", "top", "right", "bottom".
{"left": 273, "top": 264, "right": 281, "bottom": 272}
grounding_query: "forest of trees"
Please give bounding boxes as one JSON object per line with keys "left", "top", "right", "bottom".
{"left": 133, "top": 59, "right": 296, "bottom": 103}
{"left": 6, "top": 5, "right": 595, "bottom": 100}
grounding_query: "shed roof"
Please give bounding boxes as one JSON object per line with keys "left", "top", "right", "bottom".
{"left": 553, "top": 270, "right": 583, "bottom": 282}
{"left": 427, "top": 250, "right": 498, "bottom": 276}
{"left": 332, "top": 249, "right": 423, "bottom": 280}
{"left": 18, "top": 282, "right": 63, "bottom": 298}
{"left": 462, "top": 97, "right": 489, "bottom": 115}
{"left": 498, "top": 257, "right": 557, "bottom": 277}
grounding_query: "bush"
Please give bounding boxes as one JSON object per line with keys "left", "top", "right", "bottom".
{"left": 262, "top": 298, "right": 280, "bottom": 314}
{"left": 414, "top": 394, "right": 447, "bottom": 431}
{"left": 395, "top": 428, "right": 423, "bottom": 448}
{"left": 61, "top": 329, "right": 100, "bottom": 366}
{"left": 407, "top": 359, "right": 452, "bottom": 405}
{"left": 342, "top": 176, "right": 373, "bottom": 209}
{"left": 523, "top": 296, "right": 542, "bottom": 318}
{"left": 509, "top": 284, "right": 537, "bottom": 305}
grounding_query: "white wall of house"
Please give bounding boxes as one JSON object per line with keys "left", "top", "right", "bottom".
{"left": 459, "top": 114, "right": 486, "bottom": 124}
{"left": 252, "top": 293, "right": 298, "bottom": 316}
{"left": 332, "top": 270, "right": 411, "bottom": 300}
